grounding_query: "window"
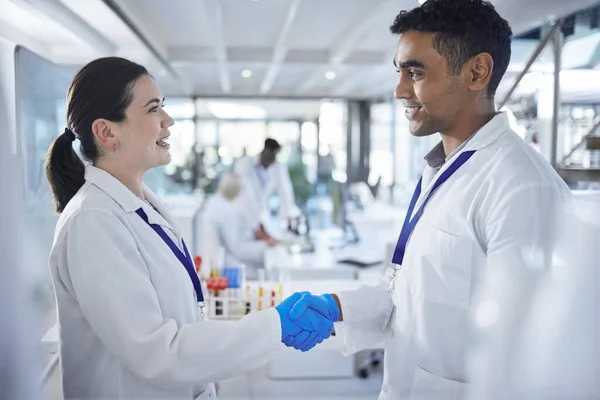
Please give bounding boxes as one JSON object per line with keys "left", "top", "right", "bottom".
{"left": 319, "top": 101, "right": 347, "bottom": 180}
{"left": 15, "top": 46, "right": 73, "bottom": 213}
{"left": 370, "top": 102, "right": 394, "bottom": 187}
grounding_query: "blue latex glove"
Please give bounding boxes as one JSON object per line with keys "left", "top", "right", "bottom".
{"left": 276, "top": 292, "right": 334, "bottom": 351}
{"left": 283, "top": 293, "right": 333, "bottom": 351}
{"left": 289, "top": 293, "right": 340, "bottom": 322}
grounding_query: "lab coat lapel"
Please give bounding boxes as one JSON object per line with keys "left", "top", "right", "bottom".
{"left": 411, "top": 112, "right": 510, "bottom": 216}
{"left": 84, "top": 165, "right": 180, "bottom": 240}
{"left": 142, "top": 187, "right": 182, "bottom": 240}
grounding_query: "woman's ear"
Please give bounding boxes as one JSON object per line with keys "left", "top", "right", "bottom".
{"left": 91, "top": 119, "right": 117, "bottom": 153}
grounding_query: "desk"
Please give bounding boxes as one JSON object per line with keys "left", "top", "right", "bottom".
{"left": 264, "top": 227, "right": 391, "bottom": 282}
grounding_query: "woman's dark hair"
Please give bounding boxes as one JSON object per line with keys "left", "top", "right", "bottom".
{"left": 45, "top": 57, "right": 148, "bottom": 213}
{"left": 390, "top": 0, "right": 512, "bottom": 96}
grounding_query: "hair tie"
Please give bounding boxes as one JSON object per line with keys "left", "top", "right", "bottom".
{"left": 64, "top": 128, "right": 76, "bottom": 141}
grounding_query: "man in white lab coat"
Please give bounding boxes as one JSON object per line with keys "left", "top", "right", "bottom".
{"left": 287, "top": 1, "right": 573, "bottom": 399}
{"left": 203, "top": 172, "right": 277, "bottom": 279}
{"left": 234, "top": 138, "right": 299, "bottom": 232}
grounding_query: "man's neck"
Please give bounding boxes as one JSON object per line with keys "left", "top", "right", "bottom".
{"left": 440, "top": 109, "right": 496, "bottom": 156}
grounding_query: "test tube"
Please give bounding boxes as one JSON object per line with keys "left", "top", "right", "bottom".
{"left": 258, "top": 286, "right": 264, "bottom": 311}
{"left": 244, "top": 285, "right": 251, "bottom": 315}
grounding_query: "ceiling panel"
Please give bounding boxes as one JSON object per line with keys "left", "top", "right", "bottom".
{"left": 173, "top": 64, "right": 220, "bottom": 90}
{"left": 118, "top": 0, "right": 213, "bottom": 46}
{"left": 272, "top": 65, "right": 317, "bottom": 89}
{"left": 287, "top": 0, "right": 375, "bottom": 49}
{"left": 228, "top": 63, "right": 266, "bottom": 88}
{"left": 221, "top": 0, "right": 290, "bottom": 47}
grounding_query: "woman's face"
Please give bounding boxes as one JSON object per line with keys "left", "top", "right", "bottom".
{"left": 114, "top": 75, "right": 175, "bottom": 171}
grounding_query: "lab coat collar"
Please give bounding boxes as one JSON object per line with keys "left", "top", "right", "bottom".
{"left": 85, "top": 164, "right": 143, "bottom": 213}
{"left": 457, "top": 112, "right": 511, "bottom": 154}
{"left": 416, "top": 112, "right": 512, "bottom": 209}
{"left": 84, "top": 165, "right": 178, "bottom": 234}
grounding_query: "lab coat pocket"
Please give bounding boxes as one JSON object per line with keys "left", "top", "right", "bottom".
{"left": 410, "top": 366, "right": 467, "bottom": 400}
{"left": 416, "top": 221, "right": 473, "bottom": 309}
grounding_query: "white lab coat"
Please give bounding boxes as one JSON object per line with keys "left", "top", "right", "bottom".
{"left": 234, "top": 156, "right": 299, "bottom": 229}
{"left": 49, "top": 165, "right": 282, "bottom": 399}
{"left": 203, "top": 193, "right": 267, "bottom": 279}
{"left": 333, "top": 113, "right": 573, "bottom": 400}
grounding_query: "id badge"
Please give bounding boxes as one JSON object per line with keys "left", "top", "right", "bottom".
{"left": 198, "top": 301, "right": 206, "bottom": 321}
{"left": 382, "top": 267, "right": 399, "bottom": 332}
{"left": 382, "top": 301, "right": 395, "bottom": 332}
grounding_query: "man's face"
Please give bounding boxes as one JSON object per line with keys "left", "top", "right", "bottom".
{"left": 260, "top": 149, "right": 277, "bottom": 168}
{"left": 393, "top": 30, "right": 468, "bottom": 137}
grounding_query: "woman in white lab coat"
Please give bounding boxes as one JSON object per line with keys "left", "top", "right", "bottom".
{"left": 44, "top": 57, "right": 332, "bottom": 399}
{"left": 203, "top": 173, "right": 277, "bottom": 279}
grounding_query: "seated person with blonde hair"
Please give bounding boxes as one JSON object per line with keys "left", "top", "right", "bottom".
{"left": 203, "top": 173, "right": 276, "bottom": 279}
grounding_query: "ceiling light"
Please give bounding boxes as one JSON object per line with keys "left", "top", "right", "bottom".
{"left": 206, "top": 101, "right": 266, "bottom": 119}
{"left": 241, "top": 69, "right": 252, "bottom": 78}
{"left": 325, "top": 71, "right": 336, "bottom": 80}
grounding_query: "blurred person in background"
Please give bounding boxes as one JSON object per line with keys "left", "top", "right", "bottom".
{"left": 235, "top": 138, "right": 300, "bottom": 234}
{"left": 203, "top": 172, "right": 278, "bottom": 279}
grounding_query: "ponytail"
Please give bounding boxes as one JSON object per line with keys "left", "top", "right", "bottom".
{"left": 45, "top": 128, "right": 85, "bottom": 213}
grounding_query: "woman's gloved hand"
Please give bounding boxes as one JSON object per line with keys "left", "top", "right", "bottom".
{"left": 276, "top": 292, "right": 334, "bottom": 352}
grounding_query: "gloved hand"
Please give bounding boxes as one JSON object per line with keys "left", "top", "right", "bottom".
{"left": 289, "top": 293, "right": 340, "bottom": 322}
{"left": 276, "top": 292, "right": 334, "bottom": 352}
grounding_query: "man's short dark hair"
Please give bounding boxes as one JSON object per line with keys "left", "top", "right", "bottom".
{"left": 390, "top": 0, "right": 512, "bottom": 96}
{"left": 264, "top": 138, "right": 281, "bottom": 152}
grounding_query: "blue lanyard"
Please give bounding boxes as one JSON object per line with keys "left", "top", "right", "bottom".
{"left": 391, "top": 150, "right": 476, "bottom": 265}
{"left": 135, "top": 208, "right": 204, "bottom": 303}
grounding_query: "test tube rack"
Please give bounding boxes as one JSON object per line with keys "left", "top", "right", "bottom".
{"left": 204, "top": 281, "right": 283, "bottom": 320}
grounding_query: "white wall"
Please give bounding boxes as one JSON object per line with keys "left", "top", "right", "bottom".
{"left": 1, "top": 39, "right": 59, "bottom": 313}
{"left": 0, "top": 37, "right": 43, "bottom": 399}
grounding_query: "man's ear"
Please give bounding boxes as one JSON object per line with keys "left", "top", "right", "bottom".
{"left": 466, "top": 52, "right": 493, "bottom": 93}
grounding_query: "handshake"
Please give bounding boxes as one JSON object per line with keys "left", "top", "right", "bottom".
{"left": 275, "top": 292, "right": 340, "bottom": 352}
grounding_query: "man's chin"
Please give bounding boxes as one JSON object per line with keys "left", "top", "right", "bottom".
{"left": 409, "top": 122, "right": 436, "bottom": 137}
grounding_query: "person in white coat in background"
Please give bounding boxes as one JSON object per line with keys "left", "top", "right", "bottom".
{"left": 44, "top": 57, "right": 334, "bottom": 399}
{"left": 286, "top": 1, "right": 573, "bottom": 399}
{"left": 203, "top": 172, "right": 277, "bottom": 279}
{"left": 234, "top": 138, "right": 299, "bottom": 233}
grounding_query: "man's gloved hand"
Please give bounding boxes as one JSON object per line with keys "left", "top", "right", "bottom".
{"left": 276, "top": 292, "right": 334, "bottom": 352}
{"left": 289, "top": 293, "right": 340, "bottom": 322}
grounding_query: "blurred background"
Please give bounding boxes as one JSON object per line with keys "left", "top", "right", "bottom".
{"left": 3, "top": 0, "right": 600, "bottom": 398}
